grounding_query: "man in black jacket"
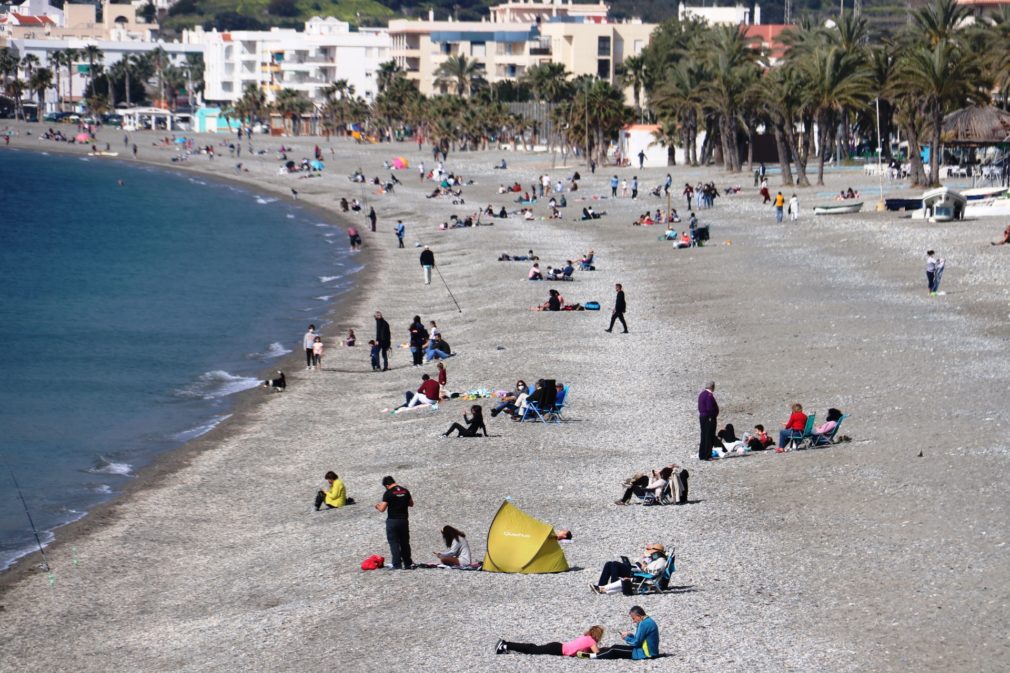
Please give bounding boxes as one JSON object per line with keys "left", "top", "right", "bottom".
{"left": 374, "top": 311, "right": 391, "bottom": 371}
{"left": 420, "top": 245, "right": 435, "bottom": 285}
{"left": 606, "top": 283, "right": 628, "bottom": 333}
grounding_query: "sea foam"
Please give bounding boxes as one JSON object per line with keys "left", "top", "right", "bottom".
{"left": 174, "top": 370, "right": 261, "bottom": 400}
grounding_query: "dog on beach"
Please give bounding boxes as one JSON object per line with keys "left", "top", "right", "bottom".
{"left": 263, "top": 371, "right": 286, "bottom": 391}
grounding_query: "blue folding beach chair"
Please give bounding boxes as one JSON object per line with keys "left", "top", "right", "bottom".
{"left": 629, "top": 551, "right": 676, "bottom": 594}
{"left": 809, "top": 414, "right": 849, "bottom": 447}
{"left": 787, "top": 414, "right": 817, "bottom": 450}
{"left": 541, "top": 385, "right": 569, "bottom": 424}
{"left": 520, "top": 381, "right": 558, "bottom": 424}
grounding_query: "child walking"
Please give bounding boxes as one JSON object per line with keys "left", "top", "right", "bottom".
{"left": 369, "top": 340, "right": 381, "bottom": 371}
{"left": 312, "top": 336, "right": 323, "bottom": 370}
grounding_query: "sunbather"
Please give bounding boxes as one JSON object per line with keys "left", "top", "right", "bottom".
{"left": 434, "top": 525, "right": 472, "bottom": 565}
{"left": 443, "top": 405, "right": 488, "bottom": 437}
{"left": 615, "top": 467, "right": 672, "bottom": 505}
{"left": 495, "top": 626, "right": 603, "bottom": 657}
{"left": 491, "top": 381, "right": 530, "bottom": 418}
{"left": 810, "top": 408, "right": 843, "bottom": 443}
{"left": 590, "top": 543, "right": 668, "bottom": 594}
{"left": 991, "top": 225, "right": 1010, "bottom": 246}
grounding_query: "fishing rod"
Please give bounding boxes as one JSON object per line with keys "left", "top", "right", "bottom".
{"left": 433, "top": 263, "right": 462, "bottom": 313}
{"left": 7, "top": 465, "right": 50, "bottom": 572}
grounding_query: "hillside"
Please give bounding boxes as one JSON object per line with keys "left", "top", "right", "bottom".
{"left": 158, "top": 0, "right": 917, "bottom": 37}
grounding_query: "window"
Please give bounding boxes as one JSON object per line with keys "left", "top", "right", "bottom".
{"left": 471, "top": 41, "right": 486, "bottom": 57}
{"left": 597, "top": 58, "right": 610, "bottom": 78}
{"left": 597, "top": 35, "right": 611, "bottom": 56}
{"left": 633, "top": 39, "right": 644, "bottom": 55}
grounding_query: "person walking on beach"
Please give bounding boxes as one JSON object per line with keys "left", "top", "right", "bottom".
{"left": 606, "top": 283, "right": 628, "bottom": 333}
{"left": 621, "top": 178, "right": 629, "bottom": 198}
{"left": 774, "top": 191, "right": 785, "bottom": 223}
{"left": 698, "top": 381, "right": 719, "bottom": 461}
{"left": 631, "top": 176, "right": 639, "bottom": 200}
{"left": 420, "top": 245, "right": 435, "bottom": 285}
{"left": 348, "top": 225, "right": 362, "bottom": 251}
{"left": 788, "top": 194, "right": 799, "bottom": 221}
{"left": 374, "top": 311, "right": 391, "bottom": 371}
{"left": 312, "top": 336, "right": 323, "bottom": 370}
{"left": 375, "top": 476, "right": 413, "bottom": 569}
{"left": 926, "top": 250, "right": 945, "bottom": 296}
{"left": 591, "top": 606, "right": 660, "bottom": 660}
{"left": 395, "top": 220, "right": 405, "bottom": 248}
{"left": 303, "top": 325, "right": 317, "bottom": 370}
{"left": 132, "top": 143, "right": 138, "bottom": 159}
{"left": 638, "top": 150, "right": 646, "bottom": 169}
{"left": 418, "top": 161, "right": 425, "bottom": 183}
{"left": 367, "top": 206, "right": 376, "bottom": 233}
{"left": 610, "top": 175, "right": 619, "bottom": 197}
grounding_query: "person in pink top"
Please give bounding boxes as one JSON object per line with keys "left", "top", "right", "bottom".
{"left": 496, "top": 626, "right": 604, "bottom": 657}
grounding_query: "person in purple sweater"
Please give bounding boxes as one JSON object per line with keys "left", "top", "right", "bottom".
{"left": 698, "top": 381, "right": 719, "bottom": 461}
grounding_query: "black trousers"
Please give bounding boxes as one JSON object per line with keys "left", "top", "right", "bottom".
{"left": 445, "top": 422, "right": 485, "bottom": 437}
{"left": 385, "top": 518, "right": 412, "bottom": 568}
{"left": 505, "top": 641, "right": 563, "bottom": 656}
{"left": 397, "top": 236, "right": 404, "bottom": 248}
{"left": 411, "top": 345, "right": 424, "bottom": 366}
{"left": 596, "top": 645, "right": 635, "bottom": 659}
{"left": 609, "top": 312, "right": 627, "bottom": 331}
{"left": 313, "top": 491, "right": 335, "bottom": 510}
{"left": 597, "top": 560, "right": 632, "bottom": 586}
{"left": 380, "top": 346, "right": 389, "bottom": 370}
{"left": 305, "top": 348, "right": 313, "bottom": 367}
{"left": 620, "top": 476, "right": 649, "bottom": 503}
{"left": 699, "top": 415, "right": 717, "bottom": 460}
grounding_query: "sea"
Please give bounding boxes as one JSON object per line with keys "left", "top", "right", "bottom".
{"left": 0, "top": 149, "right": 359, "bottom": 570}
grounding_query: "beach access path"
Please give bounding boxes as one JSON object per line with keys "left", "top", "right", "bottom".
{"left": 2, "top": 125, "right": 1009, "bottom": 672}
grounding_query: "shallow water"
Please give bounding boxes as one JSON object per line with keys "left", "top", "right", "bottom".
{"left": 0, "top": 151, "right": 357, "bottom": 569}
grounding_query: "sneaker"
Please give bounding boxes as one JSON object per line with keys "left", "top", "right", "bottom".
{"left": 495, "top": 639, "right": 507, "bottom": 655}
{"left": 604, "top": 328, "right": 612, "bottom": 332}
{"left": 589, "top": 583, "right": 602, "bottom": 594}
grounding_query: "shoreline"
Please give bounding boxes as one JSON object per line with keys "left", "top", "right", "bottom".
{"left": 2, "top": 121, "right": 1008, "bottom": 672}
{"left": 0, "top": 136, "right": 374, "bottom": 589}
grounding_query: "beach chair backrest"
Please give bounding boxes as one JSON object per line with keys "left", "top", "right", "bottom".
{"left": 658, "top": 551, "right": 676, "bottom": 589}
{"left": 803, "top": 413, "right": 816, "bottom": 435}
{"left": 554, "top": 385, "right": 569, "bottom": 408}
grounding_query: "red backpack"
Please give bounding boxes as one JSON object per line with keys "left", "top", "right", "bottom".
{"left": 361, "top": 554, "right": 385, "bottom": 571}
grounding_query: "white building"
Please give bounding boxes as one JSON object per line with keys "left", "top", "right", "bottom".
{"left": 185, "top": 17, "right": 390, "bottom": 106}
{"left": 678, "top": 2, "right": 761, "bottom": 25}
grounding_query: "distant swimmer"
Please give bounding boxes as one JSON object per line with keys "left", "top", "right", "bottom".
{"left": 117, "top": 179, "right": 124, "bottom": 186}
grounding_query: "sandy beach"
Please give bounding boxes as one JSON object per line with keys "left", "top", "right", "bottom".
{"left": 2, "top": 122, "right": 1009, "bottom": 672}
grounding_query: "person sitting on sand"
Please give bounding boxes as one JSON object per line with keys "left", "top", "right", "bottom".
{"left": 777, "top": 403, "right": 808, "bottom": 449}
{"left": 424, "top": 334, "right": 452, "bottom": 362}
{"left": 536, "top": 289, "right": 562, "bottom": 311}
{"left": 443, "top": 405, "right": 488, "bottom": 437}
{"left": 313, "top": 471, "right": 347, "bottom": 510}
{"left": 523, "top": 208, "right": 535, "bottom": 221}
{"left": 262, "top": 370, "right": 286, "bottom": 391}
{"left": 395, "top": 373, "right": 440, "bottom": 412}
{"left": 495, "top": 626, "right": 603, "bottom": 657}
{"left": 590, "top": 544, "right": 668, "bottom": 594}
{"left": 491, "top": 380, "right": 530, "bottom": 418}
{"left": 529, "top": 263, "right": 544, "bottom": 281}
{"left": 663, "top": 225, "right": 677, "bottom": 241}
{"left": 675, "top": 231, "right": 692, "bottom": 249}
{"left": 592, "top": 606, "right": 660, "bottom": 659}
{"left": 745, "top": 424, "right": 774, "bottom": 451}
{"left": 434, "top": 525, "right": 472, "bottom": 565}
{"left": 345, "top": 329, "right": 356, "bottom": 347}
{"left": 579, "top": 250, "right": 595, "bottom": 269}
{"left": 989, "top": 224, "right": 1005, "bottom": 245}
{"left": 615, "top": 467, "right": 672, "bottom": 505}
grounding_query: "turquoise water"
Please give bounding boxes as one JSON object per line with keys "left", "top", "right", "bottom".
{"left": 0, "top": 150, "right": 357, "bottom": 569}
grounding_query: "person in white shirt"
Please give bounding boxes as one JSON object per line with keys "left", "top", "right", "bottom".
{"left": 434, "top": 525, "right": 472, "bottom": 566}
{"left": 788, "top": 194, "right": 799, "bottom": 221}
{"left": 303, "top": 324, "right": 316, "bottom": 370}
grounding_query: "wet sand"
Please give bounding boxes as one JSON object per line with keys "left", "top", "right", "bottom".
{"left": 2, "top": 123, "right": 1009, "bottom": 672}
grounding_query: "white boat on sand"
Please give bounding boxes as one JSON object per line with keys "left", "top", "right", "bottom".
{"left": 912, "top": 187, "right": 966, "bottom": 222}
{"left": 814, "top": 202, "right": 864, "bottom": 215}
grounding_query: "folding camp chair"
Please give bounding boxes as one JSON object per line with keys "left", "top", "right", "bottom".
{"left": 640, "top": 480, "right": 673, "bottom": 506}
{"left": 520, "top": 380, "right": 557, "bottom": 424}
{"left": 809, "top": 414, "right": 849, "bottom": 447}
{"left": 787, "top": 413, "right": 816, "bottom": 450}
{"left": 629, "top": 551, "right": 676, "bottom": 594}
{"left": 541, "top": 385, "right": 569, "bottom": 424}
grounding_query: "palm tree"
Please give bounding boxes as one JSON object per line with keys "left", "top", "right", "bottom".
{"left": 29, "top": 67, "right": 53, "bottom": 114}
{"left": 520, "top": 62, "right": 569, "bottom": 148}
{"left": 893, "top": 41, "right": 983, "bottom": 185}
{"left": 0, "top": 48, "right": 23, "bottom": 119}
{"left": 618, "top": 55, "right": 647, "bottom": 122}
{"left": 433, "top": 54, "right": 485, "bottom": 98}
{"left": 81, "top": 45, "right": 104, "bottom": 109}
{"left": 63, "top": 48, "right": 79, "bottom": 111}
{"left": 802, "top": 45, "right": 873, "bottom": 184}
{"left": 911, "top": 0, "right": 971, "bottom": 47}
{"left": 20, "top": 54, "right": 40, "bottom": 98}
{"left": 49, "top": 49, "right": 65, "bottom": 110}
{"left": 273, "top": 88, "right": 311, "bottom": 135}
{"left": 149, "top": 47, "right": 170, "bottom": 108}
{"left": 375, "top": 60, "right": 403, "bottom": 94}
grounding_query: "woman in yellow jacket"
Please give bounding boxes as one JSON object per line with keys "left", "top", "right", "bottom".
{"left": 314, "top": 471, "right": 347, "bottom": 511}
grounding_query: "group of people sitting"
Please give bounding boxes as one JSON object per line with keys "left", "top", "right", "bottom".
{"left": 528, "top": 261, "right": 575, "bottom": 281}
{"left": 836, "top": 187, "right": 861, "bottom": 200}
{"left": 490, "top": 379, "right": 563, "bottom": 420}
{"left": 339, "top": 197, "right": 363, "bottom": 212}
{"left": 496, "top": 605, "right": 660, "bottom": 659}
{"left": 580, "top": 206, "right": 605, "bottom": 220}
{"left": 40, "top": 128, "right": 72, "bottom": 142}
{"left": 712, "top": 405, "right": 845, "bottom": 457}
{"left": 633, "top": 208, "right": 680, "bottom": 226}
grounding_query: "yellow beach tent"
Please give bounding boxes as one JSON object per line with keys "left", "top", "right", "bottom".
{"left": 482, "top": 501, "right": 569, "bottom": 574}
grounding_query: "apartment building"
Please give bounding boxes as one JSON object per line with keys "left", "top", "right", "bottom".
{"left": 389, "top": 6, "right": 653, "bottom": 101}
{"left": 186, "top": 17, "right": 390, "bottom": 106}
{"left": 1, "top": 0, "right": 157, "bottom": 41}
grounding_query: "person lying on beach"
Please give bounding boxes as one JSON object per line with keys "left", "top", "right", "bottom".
{"left": 490, "top": 380, "right": 530, "bottom": 418}
{"left": 778, "top": 403, "right": 808, "bottom": 449}
{"left": 495, "top": 626, "right": 603, "bottom": 657}
{"left": 615, "top": 467, "right": 672, "bottom": 505}
{"left": 992, "top": 225, "right": 1010, "bottom": 246}
{"left": 262, "top": 370, "right": 286, "bottom": 391}
{"left": 717, "top": 423, "right": 738, "bottom": 446}
{"left": 581, "top": 207, "right": 603, "bottom": 221}
{"left": 590, "top": 544, "right": 668, "bottom": 594}
{"left": 394, "top": 373, "right": 440, "bottom": 412}
{"left": 313, "top": 471, "right": 348, "bottom": 510}
{"left": 443, "top": 405, "right": 488, "bottom": 437}
{"left": 434, "top": 525, "right": 472, "bottom": 565}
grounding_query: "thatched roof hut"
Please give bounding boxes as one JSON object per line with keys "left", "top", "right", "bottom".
{"left": 941, "top": 105, "right": 1010, "bottom": 146}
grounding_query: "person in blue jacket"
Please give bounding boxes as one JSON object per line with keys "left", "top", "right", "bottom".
{"left": 592, "top": 606, "right": 659, "bottom": 660}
